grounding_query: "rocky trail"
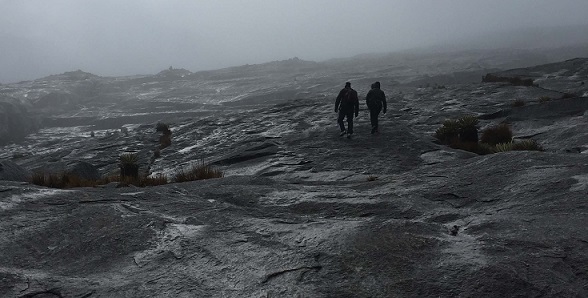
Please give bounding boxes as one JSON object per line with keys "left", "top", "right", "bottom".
{"left": 1, "top": 55, "right": 587, "bottom": 297}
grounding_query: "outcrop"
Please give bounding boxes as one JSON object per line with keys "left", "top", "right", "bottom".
{"left": 0, "top": 54, "right": 587, "bottom": 297}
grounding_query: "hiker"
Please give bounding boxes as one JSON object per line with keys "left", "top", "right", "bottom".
{"left": 335, "top": 82, "right": 359, "bottom": 139}
{"left": 365, "top": 81, "right": 387, "bottom": 134}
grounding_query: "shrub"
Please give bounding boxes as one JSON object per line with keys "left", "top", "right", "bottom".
{"left": 435, "top": 116, "right": 479, "bottom": 144}
{"left": 156, "top": 122, "right": 171, "bottom": 134}
{"left": 120, "top": 153, "right": 139, "bottom": 179}
{"left": 458, "top": 115, "right": 479, "bottom": 142}
{"left": 512, "top": 99, "right": 525, "bottom": 107}
{"left": 174, "top": 162, "right": 223, "bottom": 182}
{"left": 481, "top": 123, "right": 513, "bottom": 146}
{"left": 435, "top": 119, "right": 460, "bottom": 145}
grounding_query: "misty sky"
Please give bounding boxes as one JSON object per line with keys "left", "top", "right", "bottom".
{"left": 2, "top": 0, "right": 588, "bottom": 83}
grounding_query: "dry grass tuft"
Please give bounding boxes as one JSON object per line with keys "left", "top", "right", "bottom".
{"left": 174, "top": 162, "right": 224, "bottom": 183}
{"left": 481, "top": 123, "right": 513, "bottom": 146}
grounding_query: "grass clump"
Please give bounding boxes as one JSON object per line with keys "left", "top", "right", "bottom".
{"left": 435, "top": 120, "right": 543, "bottom": 155}
{"left": 367, "top": 175, "right": 378, "bottom": 182}
{"left": 480, "top": 123, "right": 513, "bottom": 146}
{"left": 494, "top": 140, "right": 543, "bottom": 152}
{"left": 494, "top": 142, "right": 513, "bottom": 153}
{"left": 120, "top": 153, "right": 139, "bottom": 179}
{"left": 156, "top": 122, "right": 171, "bottom": 134}
{"left": 435, "top": 115, "right": 479, "bottom": 145}
{"left": 435, "top": 119, "right": 460, "bottom": 144}
{"left": 174, "top": 162, "right": 224, "bottom": 182}
{"left": 457, "top": 115, "right": 479, "bottom": 143}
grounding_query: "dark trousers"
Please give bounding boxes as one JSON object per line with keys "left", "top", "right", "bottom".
{"left": 337, "top": 109, "right": 354, "bottom": 134}
{"left": 369, "top": 107, "right": 382, "bottom": 130}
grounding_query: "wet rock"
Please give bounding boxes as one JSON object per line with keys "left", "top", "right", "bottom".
{"left": 66, "top": 161, "right": 101, "bottom": 181}
{"left": 212, "top": 141, "right": 280, "bottom": 165}
{"left": 2, "top": 54, "right": 588, "bottom": 297}
{"left": 0, "top": 160, "right": 30, "bottom": 182}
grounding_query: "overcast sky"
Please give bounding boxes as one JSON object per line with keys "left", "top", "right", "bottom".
{"left": 1, "top": 0, "right": 588, "bottom": 83}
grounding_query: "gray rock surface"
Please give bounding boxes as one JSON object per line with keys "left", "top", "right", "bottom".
{"left": 0, "top": 54, "right": 587, "bottom": 297}
{"left": 0, "top": 160, "right": 30, "bottom": 182}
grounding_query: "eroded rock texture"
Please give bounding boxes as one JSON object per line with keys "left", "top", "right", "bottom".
{"left": 1, "top": 55, "right": 587, "bottom": 297}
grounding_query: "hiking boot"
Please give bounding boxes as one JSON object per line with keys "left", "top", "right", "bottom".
{"left": 339, "top": 130, "right": 347, "bottom": 137}
{"left": 346, "top": 133, "right": 352, "bottom": 139}
{"left": 371, "top": 127, "right": 376, "bottom": 134}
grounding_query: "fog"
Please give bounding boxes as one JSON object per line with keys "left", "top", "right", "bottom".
{"left": 1, "top": 0, "right": 588, "bottom": 83}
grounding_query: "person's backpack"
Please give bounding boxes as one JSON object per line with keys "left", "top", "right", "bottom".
{"left": 342, "top": 89, "right": 355, "bottom": 105}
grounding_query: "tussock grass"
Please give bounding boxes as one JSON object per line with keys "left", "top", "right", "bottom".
{"left": 174, "top": 162, "right": 224, "bottom": 182}
{"left": 156, "top": 122, "right": 171, "bottom": 134}
{"left": 435, "top": 119, "right": 460, "bottom": 145}
{"left": 481, "top": 123, "right": 513, "bottom": 146}
{"left": 436, "top": 119, "right": 543, "bottom": 155}
{"left": 120, "top": 153, "right": 139, "bottom": 179}
{"left": 494, "top": 140, "right": 543, "bottom": 153}
{"left": 435, "top": 115, "right": 479, "bottom": 145}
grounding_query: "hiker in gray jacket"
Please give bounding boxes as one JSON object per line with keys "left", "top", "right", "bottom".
{"left": 365, "top": 81, "right": 387, "bottom": 134}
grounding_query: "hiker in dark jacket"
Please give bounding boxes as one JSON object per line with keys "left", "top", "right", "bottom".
{"left": 365, "top": 81, "right": 387, "bottom": 134}
{"left": 335, "top": 82, "right": 359, "bottom": 139}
